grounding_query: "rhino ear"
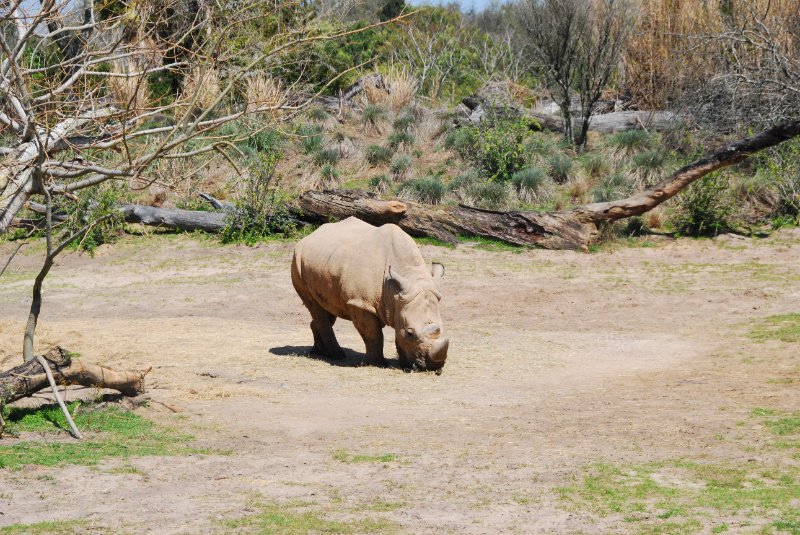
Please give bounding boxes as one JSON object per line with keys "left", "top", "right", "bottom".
{"left": 431, "top": 262, "right": 445, "bottom": 279}
{"left": 389, "top": 265, "right": 412, "bottom": 295}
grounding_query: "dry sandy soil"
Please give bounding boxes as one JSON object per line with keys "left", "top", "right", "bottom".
{"left": 0, "top": 229, "right": 799, "bottom": 533}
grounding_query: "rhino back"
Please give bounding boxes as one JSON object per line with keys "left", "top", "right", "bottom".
{"left": 292, "top": 217, "right": 429, "bottom": 321}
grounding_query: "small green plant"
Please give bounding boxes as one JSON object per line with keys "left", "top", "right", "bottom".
{"left": 389, "top": 153, "right": 413, "bottom": 179}
{"left": 364, "top": 144, "right": 394, "bottom": 166}
{"left": 511, "top": 166, "right": 551, "bottom": 203}
{"left": 547, "top": 153, "right": 573, "bottom": 184}
{"left": 387, "top": 130, "right": 414, "bottom": 150}
{"left": 362, "top": 104, "right": 387, "bottom": 130}
{"left": 671, "top": 172, "right": 735, "bottom": 237}
{"left": 369, "top": 174, "right": 392, "bottom": 193}
{"left": 313, "top": 147, "right": 340, "bottom": 167}
{"left": 397, "top": 176, "right": 446, "bottom": 204}
{"left": 449, "top": 169, "right": 483, "bottom": 193}
{"left": 332, "top": 449, "right": 402, "bottom": 463}
{"left": 443, "top": 127, "right": 477, "bottom": 154}
{"left": 297, "top": 123, "right": 324, "bottom": 154}
{"left": 55, "top": 183, "right": 127, "bottom": 253}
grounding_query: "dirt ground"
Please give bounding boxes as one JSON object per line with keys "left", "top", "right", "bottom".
{"left": 1, "top": 229, "right": 799, "bottom": 533}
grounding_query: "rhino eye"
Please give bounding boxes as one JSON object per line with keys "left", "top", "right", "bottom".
{"left": 404, "top": 328, "right": 415, "bottom": 340}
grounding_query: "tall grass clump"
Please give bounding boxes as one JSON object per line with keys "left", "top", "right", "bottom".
{"left": 307, "top": 106, "right": 330, "bottom": 122}
{"left": 389, "top": 154, "right": 413, "bottom": 180}
{"left": 580, "top": 153, "right": 611, "bottom": 179}
{"left": 631, "top": 149, "right": 669, "bottom": 186}
{"left": 364, "top": 144, "right": 394, "bottom": 166}
{"left": 313, "top": 147, "right": 340, "bottom": 167}
{"left": 471, "top": 182, "right": 510, "bottom": 209}
{"left": 369, "top": 174, "right": 392, "bottom": 193}
{"left": 362, "top": 104, "right": 387, "bottom": 131}
{"left": 511, "top": 167, "right": 552, "bottom": 203}
{"left": 297, "top": 124, "right": 324, "bottom": 154}
{"left": 547, "top": 153, "right": 573, "bottom": 184}
{"left": 607, "top": 130, "right": 657, "bottom": 159}
{"left": 591, "top": 172, "right": 633, "bottom": 203}
{"left": 443, "top": 128, "right": 477, "bottom": 154}
{"left": 388, "top": 130, "right": 414, "bottom": 150}
{"left": 397, "top": 176, "right": 446, "bottom": 204}
{"left": 393, "top": 110, "right": 418, "bottom": 133}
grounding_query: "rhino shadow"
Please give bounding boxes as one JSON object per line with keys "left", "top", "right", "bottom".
{"left": 268, "top": 345, "right": 404, "bottom": 369}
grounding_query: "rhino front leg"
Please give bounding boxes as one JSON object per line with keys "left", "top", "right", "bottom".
{"left": 350, "top": 309, "right": 386, "bottom": 366}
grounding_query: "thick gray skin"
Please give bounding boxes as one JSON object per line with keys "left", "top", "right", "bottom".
{"left": 291, "top": 217, "right": 449, "bottom": 370}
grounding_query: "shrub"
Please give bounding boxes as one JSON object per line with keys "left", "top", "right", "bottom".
{"left": 297, "top": 124, "right": 324, "bottom": 154}
{"left": 449, "top": 169, "right": 483, "bottom": 192}
{"left": 364, "top": 144, "right": 394, "bottom": 166}
{"left": 671, "top": 172, "right": 735, "bottom": 237}
{"left": 473, "top": 119, "right": 529, "bottom": 183}
{"left": 369, "top": 174, "right": 392, "bottom": 193}
{"left": 443, "top": 128, "right": 477, "bottom": 154}
{"left": 547, "top": 153, "right": 573, "bottom": 184}
{"left": 397, "top": 176, "right": 447, "bottom": 204}
{"left": 313, "top": 147, "right": 340, "bottom": 166}
{"left": 389, "top": 154, "right": 413, "bottom": 179}
{"left": 222, "top": 153, "right": 296, "bottom": 244}
{"left": 511, "top": 167, "right": 552, "bottom": 203}
{"left": 387, "top": 130, "right": 415, "bottom": 150}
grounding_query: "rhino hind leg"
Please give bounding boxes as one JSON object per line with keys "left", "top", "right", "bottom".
{"left": 306, "top": 302, "right": 346, "bottom": 360}
{"left": 350, "top": 309, "right": 387, "bottom": 367}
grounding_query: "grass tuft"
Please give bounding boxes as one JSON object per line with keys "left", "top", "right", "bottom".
{"left": 749, "top": 313, "right": 800, "bottom": 343}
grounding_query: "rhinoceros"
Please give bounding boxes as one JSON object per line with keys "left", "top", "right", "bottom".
{"left": 291, "top": 217, "right": 449, "bottom": 370}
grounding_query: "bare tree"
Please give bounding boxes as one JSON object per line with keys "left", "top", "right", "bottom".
{"left": 518, "top": 0, "right": 633, "bottom": 149}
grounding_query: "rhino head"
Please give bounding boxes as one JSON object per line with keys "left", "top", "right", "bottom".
{"left": 389, "top": 263, "right": 449, "bottom": 371}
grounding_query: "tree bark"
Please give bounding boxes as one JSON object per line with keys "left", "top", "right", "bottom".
{"left": 0, "top": 347, "right": 151, "bottom": 406}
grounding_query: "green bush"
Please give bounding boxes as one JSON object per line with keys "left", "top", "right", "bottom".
{"left": 671, "top": 173, "right": 735, "bottom": 237}
{"left": 580, "top": 153, "right": 611, "bottom": 178}
{"left": 631, "top": 149, "right": 668, "bottom": 184}
{"left": 320, "top": 164, "right": 340, "bottom": 185}
{"left": 222, "top": 152, "right": 296, "bottom": 244}
{"left": 388, "top": 130, "right": 414, "bottom": 150}
{"left": 364, "top": 144, "right": 394, "bottom": 166}
{"left": 393, "top": 111, "right": 418, "bottom": 133}
{"left": 473, "top": 119, "right": 529, "bottom": 183}
{"left": 314, "top": 147, "right": 340, "bottom": 166}
{"left": 397, "top": 176, "right": 446, "bottom": 204}
{"left": 449, "top": 169, "right": 483, "bottom": 192}
{"left": 297, "top": 124, "right": 324, "bottom": 154}
{"left": 443, "top": 128, "right": 477, "bottom": 154}
{"left": 307, "top": 106, "right": 330, "bottom": 122}
{"left": 547, "top": 153, "right": 573, "bottom": 184}
{"left": 58, "top": 184, "right": 128, "bottom": 253}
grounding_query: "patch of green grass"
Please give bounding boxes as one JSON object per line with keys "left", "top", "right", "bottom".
{"left": 558, "top": 460, "right": 800, "bottom": 533}
{"left": 220, "top": 498, "right": 397, "bottom": 534}
{"left": 752, "top": 408, "right": 800, "bottom": 437}
{"left": 748, "top": 314, "right": 800, "bottom": 343}
{"left": 0, "top": 402, "right": 204, "bottom": 469}
{"left": 0, "top": 520, "right": 91, "bottom": 534}
{"left": 413, "top": 236, "right": 456, "bottom": 249}
{"left": 332, "top": 449, "right": 402, "bottom": 464}
{"left": 366, "top": 501, "right": 404, "bottom": 512}
{"left": 458, "top": 235, "right": 524, "bottom": 253}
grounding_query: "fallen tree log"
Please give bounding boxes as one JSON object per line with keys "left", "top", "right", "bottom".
{"left": 11, "top": 119, "right": 797, "bottom": 249}
{"left": 0, "top": 347, "right": 151, "bottom": 406}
